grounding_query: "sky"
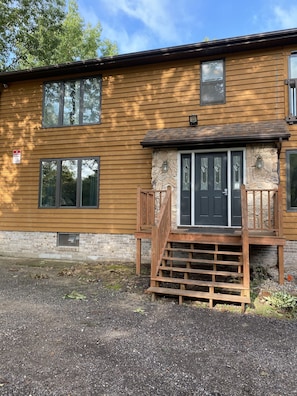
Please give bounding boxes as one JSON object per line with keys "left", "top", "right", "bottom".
{"left": 77, "top": 0, "right": 297, "bottom": 55}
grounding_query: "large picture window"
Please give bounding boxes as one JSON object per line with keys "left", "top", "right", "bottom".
{"left": 286, "top": 150, "right": 297, "bottom": 210}
{"left": 200, "top": 59, "right": 225, "bottom": 105}
{"left": 39, "top": 157, "right": 99, "bottom": 208}
{"left": 43, "top": 77, "right": 101, "bottom": 127}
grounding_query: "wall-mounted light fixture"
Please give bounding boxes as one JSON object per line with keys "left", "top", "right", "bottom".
{"left": 255, "top": 155, "right": 264, "bottom": 169}
{"left": 189, "top": 114, "right": 198, "bottom": 127}
{"left": 161, "top": 160, "right": 168, "bottom": 173}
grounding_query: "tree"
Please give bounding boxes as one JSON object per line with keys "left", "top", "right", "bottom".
{"left": 0, "top": 0, "right": 66, "bottom": 71}
{"left": 0, "top": 0, "right": 118, "bottom": 71}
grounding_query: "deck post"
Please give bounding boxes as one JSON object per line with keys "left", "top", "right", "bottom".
{"left": 136, "top": 238, "right": 141, "bottom": 275}
{"left": 278, "top": 245, "right": 284, "bottom": 285}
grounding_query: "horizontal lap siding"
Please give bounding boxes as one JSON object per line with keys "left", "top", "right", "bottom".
{"left": 0, "top": 49, "right": 291, "bottom": 235}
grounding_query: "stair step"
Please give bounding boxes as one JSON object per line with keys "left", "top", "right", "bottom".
{"left": 165, "top": 247, "right": 242, "bottom": 256}
{"left": 151, "top": 276, "right": 246, "bottom": 290}
{"left": 162, "top": 256, "right": 242, "bottom": 266}
{"left": 147, "top": 286, "right": 250, "bottom": 303}
{"left": 167, "top": 238, "right": 242, "bottom": 246}
{"left": 159, "top": 266, "right": 244, "bottom": 278}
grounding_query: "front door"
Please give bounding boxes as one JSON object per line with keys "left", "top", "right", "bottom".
{"left": 195, "top": 152, "right": 228, "bottom": 225}
{"left": 180, "top": 150, "right": 244, "bottom": 227}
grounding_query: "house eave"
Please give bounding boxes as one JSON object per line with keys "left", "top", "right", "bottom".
{"left": 141, "top": 121, "right": 291, "bottom": 149}
{"left": 1, "top": 28, "right": 297, "bottom": 83}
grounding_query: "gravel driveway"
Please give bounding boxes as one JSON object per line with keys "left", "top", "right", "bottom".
{"left": 0, "top": 257, "right": 296, "bottom": 396}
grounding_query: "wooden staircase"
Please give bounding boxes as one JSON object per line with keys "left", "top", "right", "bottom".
{"left": 135, "top": 185, "right": 285, "bottom": 310}
{"left": 147, "top": 234, "right": 250, "bottom": 310}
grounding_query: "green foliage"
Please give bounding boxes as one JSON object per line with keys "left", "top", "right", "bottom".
{"left": 264, "top": 291, "right": 297, "bottom": 312}
{"left": 0, "top": 0, "right": 118, "bottom": 71}
{"left": 0, "top": 0, "right": 66, "bottom": 71}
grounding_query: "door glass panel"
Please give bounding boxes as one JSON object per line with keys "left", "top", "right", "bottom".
{"left": 200, "top": 157, "right": 208, "bottom": 190}
{"left": 232, "top": 155, "right": 241, "bottom": 190}
{"left": 214, "top": 157, "right": 222, "bottom": 190}
{"left": 182, "top": 157, "right": 191, "bottom": 191}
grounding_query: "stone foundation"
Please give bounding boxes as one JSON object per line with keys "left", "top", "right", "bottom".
{"left": 0, "top": 231, "right": 151, "bottom": 263}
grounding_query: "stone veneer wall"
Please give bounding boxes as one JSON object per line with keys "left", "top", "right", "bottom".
{"left": 0, "top": 231, "right": 150, "bottom": 263}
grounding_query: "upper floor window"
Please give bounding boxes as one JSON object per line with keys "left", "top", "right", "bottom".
{"left": 43, "top": 76, "right": 101, "bottom": 127}
{"left": 200, "top": 59, "right": 225, "bottom": 105}
{"left": 39, "top": 157, "right": 100, "bottom": 208}
{"left": 286, "top": 53, "right": 297, "bottom": 123}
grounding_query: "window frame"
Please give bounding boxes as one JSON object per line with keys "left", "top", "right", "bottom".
{"left": 286, "top": 150, "right": 297, "bottom": 211}
{"left": 286, "top": 52, "right": 297, "bottom": 124}
{"left": 200, "top": 59, "right": 226, "bottom": 106}
{"left": 42, "top": 76, "right": 102, "bottom": 128}
{"left": 39, "top": 157, "right": 100, "bottom": 209}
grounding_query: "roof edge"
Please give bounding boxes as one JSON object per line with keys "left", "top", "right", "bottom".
{"left": 1, "top": 28, "right": 297, "bottom": 83}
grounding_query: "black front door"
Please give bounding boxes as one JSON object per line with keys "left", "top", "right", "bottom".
{"left": 195, "top": 152, "right": 228, "bottom": 226}
{"left": 180, "top": 150, "right": 243, "bottom": 227}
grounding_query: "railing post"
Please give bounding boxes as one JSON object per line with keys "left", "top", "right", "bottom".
{"left": 241, "top": 185, "right": 250, "bottom": 301}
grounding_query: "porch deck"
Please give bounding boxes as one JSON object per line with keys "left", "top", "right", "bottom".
{"left": 135, "top": 186, "right": 285, "bottom": 308}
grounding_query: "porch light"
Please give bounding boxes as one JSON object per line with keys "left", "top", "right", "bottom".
{"left": 189, "top": 114, "right": 198, "bottom": 126}
{"left": 161, "top": 160, "right": 168, "bottom": 173}
{"left": 255, "top": 155, "right": 264, "bottom": 169}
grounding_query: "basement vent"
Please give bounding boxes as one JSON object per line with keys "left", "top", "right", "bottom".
{"left": 57, "top": 233, "right": 79, "bottom": 247}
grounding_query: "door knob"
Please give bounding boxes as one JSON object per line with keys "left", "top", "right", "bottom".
{"left": 222, "top": 188, "right": 228, "bottom": 196}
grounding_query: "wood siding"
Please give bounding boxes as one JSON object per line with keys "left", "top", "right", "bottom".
{"left": 0, "top": 46, "right": 296, "bottom": 237}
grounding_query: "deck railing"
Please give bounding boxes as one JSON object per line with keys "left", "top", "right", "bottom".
{"left": 241, "top": 185, "right": 283, "bottom": 236}
{"left": 136, "top": 187, "right": 169, "bottom": 231}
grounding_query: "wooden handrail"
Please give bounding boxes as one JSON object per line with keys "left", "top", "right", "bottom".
{"left": 241, "top": 185, "right": 250, "bottom": 298}
{"left": 151, "top": 186, "right": 172, "bottom": 278}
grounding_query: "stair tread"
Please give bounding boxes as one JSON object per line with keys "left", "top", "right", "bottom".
{"left": 159, "top": 266, "right": 243, "bottom": 277}
{"left": 147, "top": 286, "right": 250, "bottom": 303}
{"left": 165, "top": 247, "right": 242, "bottom": 256}
{"left": 167, "top": 239, "right": 242, "bottom": 246}
{"left": 162, "top": 256, "right": 242, "bottom": 266}
{"left": 151, "top": 276, "right": 246, "bottom": 290}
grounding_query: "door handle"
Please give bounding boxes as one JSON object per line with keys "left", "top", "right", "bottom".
{"left": 222, "top": 188, "right": 228, "bottom": 196}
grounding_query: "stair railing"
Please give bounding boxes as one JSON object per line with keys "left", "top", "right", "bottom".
{"left": 151, "top": 186, "right": 172, "bottom": 279}
{"left": 240, "top": 185, "right": 250, "bottom": 299}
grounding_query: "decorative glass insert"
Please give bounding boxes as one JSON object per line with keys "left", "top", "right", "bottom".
{"left": 39, "top": 157, "right": 99, "bottom": 208}
{"left": 214, "top": 157, "right": 222, "bottom": 190}
{"left": 182, "top": 157, "right": 191, "bottom": 191}
{"left": 232, "top": 155, "right": 241, "bottom": 190}
{"left": 201, "top": 59, "right": 225, "bottom": 105}
{"left": 43, "top": 76, "right": 101, "bottom": 127}
{"left": 200, "top": 157, "right": 208, "bottom": 190}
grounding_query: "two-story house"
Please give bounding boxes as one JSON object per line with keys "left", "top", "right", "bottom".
{"left": 1, "top": 28, "right": 297, "bottom": 307}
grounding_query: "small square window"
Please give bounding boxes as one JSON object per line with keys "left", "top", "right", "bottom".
{"left": 58, "top": 233, "right": 79, "bottom": 247}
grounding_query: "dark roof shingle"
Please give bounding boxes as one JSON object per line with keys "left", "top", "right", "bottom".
{"left": 141, "top": 120, "right": 290, "bottom": 148}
